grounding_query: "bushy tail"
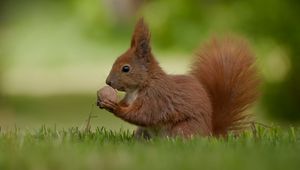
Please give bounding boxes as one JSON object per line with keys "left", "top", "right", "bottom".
{"left": 190, "top": 37, "right": 260, "bottom": 136}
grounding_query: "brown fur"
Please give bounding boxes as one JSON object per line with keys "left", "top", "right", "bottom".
{"left": 190, "top": 38, "right": 260, "bottom": 136}
{"left": 98, "top": 18, "right": 259, "bottom": 138}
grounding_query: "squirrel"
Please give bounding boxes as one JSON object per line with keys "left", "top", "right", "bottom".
{"left": 97, "top": 18, "right": 260, "bottom": 138}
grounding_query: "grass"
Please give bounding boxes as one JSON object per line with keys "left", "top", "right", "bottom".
{"left": 0, "top": 125, "right": 299, "bottom": 170}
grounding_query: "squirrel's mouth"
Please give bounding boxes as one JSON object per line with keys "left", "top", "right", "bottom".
{"left": 108, "top": 83, "right": 125, "bottom": 92}
{"left": 115, "top": 87, "right": 125, "bottom": 92}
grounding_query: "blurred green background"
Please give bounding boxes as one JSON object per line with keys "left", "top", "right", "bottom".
{"left": 0, "top": 0, "right": 300, "bottom": 130}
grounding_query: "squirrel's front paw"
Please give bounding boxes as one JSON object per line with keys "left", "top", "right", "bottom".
{"left": 96, "top": 99, "right": 104, "bottom": 109}
{"left": 99, "top": 99, "right": 119, "bottom": 113}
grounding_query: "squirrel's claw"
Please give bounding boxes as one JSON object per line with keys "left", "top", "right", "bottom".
{"left": 100, "top": 99, "right": 118, "bottom": 113}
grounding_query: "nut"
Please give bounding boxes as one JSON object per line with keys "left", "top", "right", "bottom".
{"left": 97, "top": 86, "right": 117, "bottom": 102}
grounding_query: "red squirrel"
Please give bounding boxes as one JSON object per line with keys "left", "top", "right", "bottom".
{"left": 97, "top": 18, "right": 259, "bottom": 138}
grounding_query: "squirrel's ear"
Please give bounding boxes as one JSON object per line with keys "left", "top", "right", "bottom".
{"left": 130, "top": 18, "right": 151, "bottom": 60}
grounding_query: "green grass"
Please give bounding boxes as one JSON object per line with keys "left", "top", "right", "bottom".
{"left": 0, "top": 126, "right": 299, "bottom": 170}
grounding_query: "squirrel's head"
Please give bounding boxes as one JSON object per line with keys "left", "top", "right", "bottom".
{"left": 106, "top": 18, "right": 156, "bottom": 92}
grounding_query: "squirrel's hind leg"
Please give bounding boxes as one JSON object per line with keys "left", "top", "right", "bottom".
{"left": 134, "top": 127, "right": 151, "bottom": 140}
{"left": 170, "top": 119, "right": 210, "bottom": 138}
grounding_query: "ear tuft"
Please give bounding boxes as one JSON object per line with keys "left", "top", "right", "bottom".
{"left": 131, "top": 18, "right": 151, "bottom": 58}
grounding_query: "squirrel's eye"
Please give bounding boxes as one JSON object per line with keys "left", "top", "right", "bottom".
{"left": 122, "top": 65, "right": 130, "bottom": 73}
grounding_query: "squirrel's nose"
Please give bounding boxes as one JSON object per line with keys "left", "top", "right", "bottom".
{"left": 106, "top": 79, "right": 112, "bottom": 86}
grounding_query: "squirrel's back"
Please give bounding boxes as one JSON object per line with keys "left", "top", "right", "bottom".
{"left": 190, "top": 37, "right": 260, "bottom": 136}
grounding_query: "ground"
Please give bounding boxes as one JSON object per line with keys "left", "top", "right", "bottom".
{"left": 0, "top": 126, "right": 299, "bottom": 170}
